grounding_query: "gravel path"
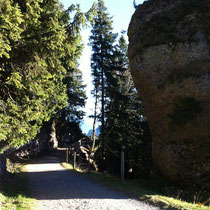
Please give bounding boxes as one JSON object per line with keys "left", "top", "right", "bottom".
{"left": 26, "top": 149, "right": 160, "bottom": 210}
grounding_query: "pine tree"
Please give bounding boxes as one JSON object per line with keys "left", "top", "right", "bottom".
{"left": 0, "top": 0, "right": 96, "bottom": 152}
{"left": 89, "top": 0, "right": 117, "bottom": 168}
{"left": 60, "top": 67, "right": 86, "bottom": 123}
{"left": 104, "top": 36, "right": 152, "bottom": 177}
{"left": 55, "top": 66, "right": 87, "bottom": 145}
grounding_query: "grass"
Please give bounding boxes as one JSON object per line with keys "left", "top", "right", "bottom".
{"left": 0, "top": 160, "right": 38, "bottom": 210}
{"left": 62, "top": 162, "right": 210, "bottom": 210}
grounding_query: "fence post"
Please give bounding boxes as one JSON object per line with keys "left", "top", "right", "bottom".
{"left": 88, "top": 153, "right": 90, "bottom": 172}
{"left": 73, "top": 151, "right": 76, "bottom": 169}
{"left": 66, "top": 148, "right": 69, "bottom": 164}
{"left": 121, "top": 150, "right": 125, "bottom": 184}
{"left": 0, "top": 153, "right": 7, "bottom": 184}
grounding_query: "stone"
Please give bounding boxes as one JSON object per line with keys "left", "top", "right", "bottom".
{"left": 6, "top": 121, "right": 54, "bottom": 160}
{"left": 128, "top": 0, "right": 210, "bottom": 188}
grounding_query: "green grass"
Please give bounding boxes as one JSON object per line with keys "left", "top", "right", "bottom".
{"left": 62, "top": 162, "right": 210, "bottom": 210}
{"left": 0, "top": 160, "right": 38, "bottom": 210}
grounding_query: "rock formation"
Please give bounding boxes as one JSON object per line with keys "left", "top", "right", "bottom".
{"left": 6, "top": 121, "right": 55, "bottom": 160}
{"left": 128, "top": 0, "right": 210, "bottom": 188}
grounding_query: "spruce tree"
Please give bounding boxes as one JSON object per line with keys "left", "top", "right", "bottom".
{"left": 104, "top": 36, "right": 152, "bottom": 177}
{"left": 0, "top": 0, "right": 96, "bottom": 151}
{"left": 64, "top": 67, "right": 86, "bottom": 122}
{"left": 89, "top": 0, "right": 117, "bottom": 168}
{"left": 55, "top": 66, "right": 87, "bottom": 145}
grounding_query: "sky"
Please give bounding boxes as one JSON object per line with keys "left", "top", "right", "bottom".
{"left": 60, "top": 0, "right": 145, "bottom": 133}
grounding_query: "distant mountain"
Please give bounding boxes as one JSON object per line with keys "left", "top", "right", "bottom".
{"left": 87, "top": 127, "right": 100, "bottom": 137}
{"left": 87, "top": 129, "right": 93, "bottom": 137}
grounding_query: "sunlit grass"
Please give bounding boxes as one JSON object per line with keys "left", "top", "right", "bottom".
{"left": 144, "top": 195, "right": 210, "bottom": 210}
{"left": 62, "top": 162, "right": 210, "bottom": 210}
{"left": 0, "top": 193, "right": 37, "bottom": 210}
{"left": 62, "top": 162, "right": 86, "bottom": 173}
{"left": 0, "top": 161, "right": 38, "bottom": 210}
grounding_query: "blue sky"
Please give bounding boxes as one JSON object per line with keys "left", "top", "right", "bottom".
{"left": 60, "top": 0, "right": 145, "bottom": 133}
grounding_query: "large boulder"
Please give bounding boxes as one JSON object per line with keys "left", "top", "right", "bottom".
{"left": 128, "top": 0, "right": 210, "bottom": 188}
{"left": 6, "top": 120, "right": 55, "bottom": 160}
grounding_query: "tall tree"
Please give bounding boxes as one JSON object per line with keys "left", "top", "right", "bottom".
{"left": 89, "top": 0, "right": 117, "bottom": 167}
{"left": 104, "top": 36, "right": 152, "bottom": 177}
{"left": 55, "top": 66, "right": 87, "bottom": 146}
{"left": 57, "top": 67, "right": 86, "bottom": 123}
{"left": 0, "top": 0, "right": 96, "bottom": 152}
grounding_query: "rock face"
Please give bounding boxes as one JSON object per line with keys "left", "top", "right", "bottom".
{"left": 6, "top": 121, "right": 55, "bottom": 160}
{"left": 128, "top": 0, "right": 210, "bottom": 188}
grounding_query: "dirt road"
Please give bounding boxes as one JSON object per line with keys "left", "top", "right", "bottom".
{"left": 26, "top": 149, "right": 160, "bottom": 210}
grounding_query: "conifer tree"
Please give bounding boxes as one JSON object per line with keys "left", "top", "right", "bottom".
{"left": 89, "top": 0, "right": 117, "bottom": 166}
{"left": 0, "top": 0, "right": 96, "bottom": 152}
{"left": 104, "top": 36, "right": 152, "bottom": 177}
{"left": 63, "top": 67, "right": 86, "bottom": 122}
{"left": 55, "top": 66, "right": 87, "bottom": 145}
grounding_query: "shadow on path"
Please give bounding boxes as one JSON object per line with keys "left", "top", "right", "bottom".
{"left": 25, "top": 149, "right": 131, "bottom": 201}
{"left": 27, "top": 148, "right": 66, "bottom": 164}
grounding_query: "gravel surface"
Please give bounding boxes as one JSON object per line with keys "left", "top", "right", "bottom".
{"left": 26, "top": 149, "right": 160, "bottom": 210}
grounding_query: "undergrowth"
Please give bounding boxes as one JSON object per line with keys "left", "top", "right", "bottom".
{"left": 0, "top": 160, "right": 37, "bottom": 210}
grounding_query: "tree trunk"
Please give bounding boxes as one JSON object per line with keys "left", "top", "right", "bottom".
{"left": 91, "top": 86, "right": 98, "bottom": 153}
{"left": 50, "top": 119, "right": 58, "bottom": 149}
{"left": 101, "top": 65, "right": 105, "bottom": 171}
{"left": 0, "top": 153, "right": 7, "bottom": 185}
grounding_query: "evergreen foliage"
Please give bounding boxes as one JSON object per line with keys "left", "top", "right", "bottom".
{"left": 104, "top": 36, "right": 152, "bottom": 177}
{"left": 0, "top": 0, "right": 152, "bottom": 178}
{"left": 55, "top": 66, "right": 86, "bottom": 146}
{"left": 89, "top": 0, "right": 117, "bottom": 164}
{"left": 89, "top": 0, "right": 152, "bottom": 176}
{"left": 62, "top": 67, "right": 86, "bottom": 123}
{"left": 0, "top": 0, "right": 95, "bottom": 151}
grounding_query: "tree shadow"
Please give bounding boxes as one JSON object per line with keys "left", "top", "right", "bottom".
{"left": 24, "top": 169, "right": 131, "bottom": 200}
{"left": 22, "top": 149, "right": 66, "bottom": 165}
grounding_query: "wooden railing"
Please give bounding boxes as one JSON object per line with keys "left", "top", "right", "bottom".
{"left": 65, "top": 137, "right": 96, "bottom": 170}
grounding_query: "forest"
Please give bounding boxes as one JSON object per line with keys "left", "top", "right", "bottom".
{"left": 0, "top": 0, "right": 209, "bottom": 209}
{"left": 0, "top": 0, "right": 151, "bottom": 178}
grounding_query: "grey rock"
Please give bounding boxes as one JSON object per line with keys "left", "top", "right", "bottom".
{"left": 128, "top": 0, "right": 210, "bottom": 188}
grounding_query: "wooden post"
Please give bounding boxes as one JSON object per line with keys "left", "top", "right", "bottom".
{"left": 73, "top": 151, "right": 76, "bottom": 169}
{"left": 66, "top": 148, "right": 69, "bottom": 164}
{"left": 121, "top": 150, "right": 125, "bottom": 184}
{"left": 88, "top": 153, "right": 90, "bottom": 172}
{"left": 0, "top": 153, "right": 7, "bottom": 184}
